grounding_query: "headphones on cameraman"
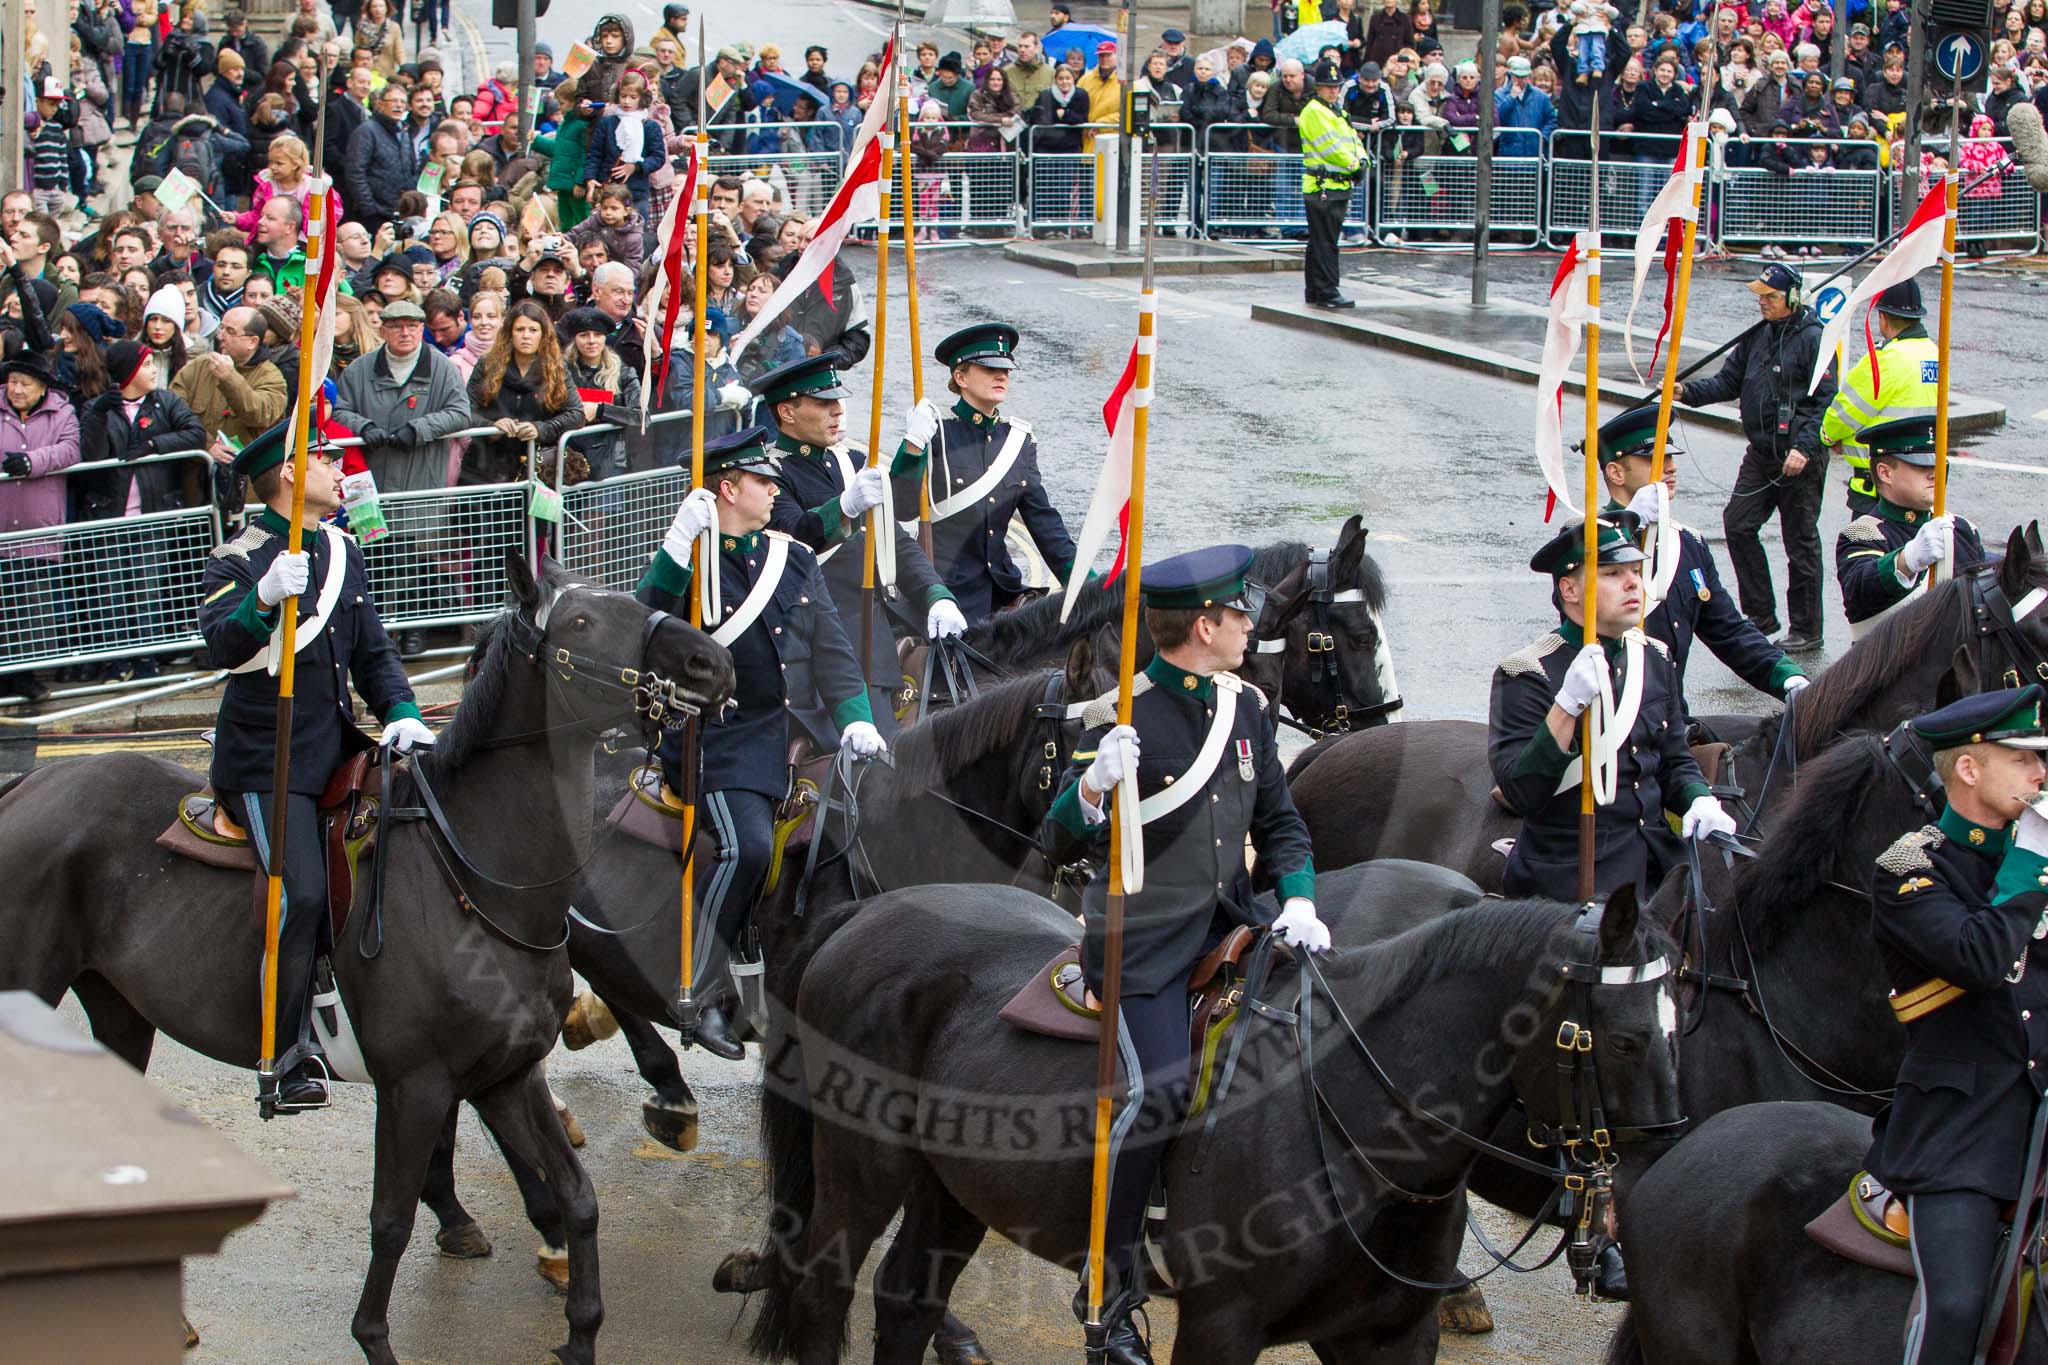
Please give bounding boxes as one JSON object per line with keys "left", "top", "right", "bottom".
{"left": 1781, "top": 267, "right": 1805, "bottom": 310}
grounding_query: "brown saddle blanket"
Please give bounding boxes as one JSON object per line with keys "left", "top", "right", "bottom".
{"left": 1805, "top": 1171, "right": 2029, "bottom": 1365}
{"left": 154, "top": 753, "right": 383, "bottom": 944}
{"left": 997, "top": 927, "right": 1283, "bottom": 1116}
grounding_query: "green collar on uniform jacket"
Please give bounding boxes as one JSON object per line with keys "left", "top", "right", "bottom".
{"left": 1876, "top": 497, "right": 1933, "bottom": 526}
{"left": 719, "top": 529, "right": 763, "bottom": 555}
{"left": 1938, "top": 803, "right": 2008, "bottom": 859}
{"left": 953, "top": 397, "right": 1001, "bottom": 427}
{"left": 254, "top": 506, "right": 321, "bottom": 551}
{"left": 1555, "top": 617, "right": 1626, "bottom": 660}
{"left": 775, "top": 431, "right": 833, "bottom": 459}
{"left": 1144, "top": 654, "right": 1215, "bottom": 702}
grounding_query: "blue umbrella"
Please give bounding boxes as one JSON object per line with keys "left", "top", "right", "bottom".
{"left": 1039, "top": 23, "right": 1119, "bottom": 64}
{"left": 1276, "top": 20, "right": 1350, "bottom": 64}
{"left": 754, "top": 69, "right": 827, "bottom": 117}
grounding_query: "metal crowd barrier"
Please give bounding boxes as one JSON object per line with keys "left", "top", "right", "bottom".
{"left": 1142, "top": 122, "right": 1200, "bottom": 233}
{"left": 690, "top": 120, "right": 849, "bottom": 220}
{"left": 1886, "top": 137, "right": 2040, "bottom": 253}
{"left": 1376, "top": 147, "right": 1543, "bottom": 245}
{"left": 1545, "top": 130, "right": 1682, "bottom": 248}
{"left": 548, "top": 409, "right": 697, "bottom": 593}
{"left": 1025, "top": 122, "right": 1113, "bottom": 233}
{"left": 1712, "top": 136, "right": 1886, "bottom": 254}
{"left": 1200, "top": 123, "right": 1369, "bottom": 237}
{"left": 899, "top": 121, "right": 1024, "bottom": 233}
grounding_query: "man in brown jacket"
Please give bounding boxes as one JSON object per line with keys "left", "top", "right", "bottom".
{"left": 173, "top": 305, "right": 288, "bottom": 461}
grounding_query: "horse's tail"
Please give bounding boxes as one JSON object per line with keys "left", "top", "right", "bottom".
{"left": 1603, "top": 1307, "right": 1645, "bottom": 1365}
{"left": 745, "top": 901, "right": 863, "bottom": 1362}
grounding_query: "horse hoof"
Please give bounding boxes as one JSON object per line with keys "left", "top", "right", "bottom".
{"left": 642, "top": 1094, "right": 699, "bottom": 1152}
{"left": 554, "top": 1099, "right": 586, "bottom": 1149}
{"left": 182, "top": 1314, "right": 199, "bottom": 1349}
{"left": 1438, "top": 1283, "right": 1495, "bottom": 1335}
{"left": 536, "top": 1245, "right": 570, "bottom": 1291}
{"left": 712, "top": 1249, "right": 763, "bottom": 1294}
{"left": 934, "top": 1328, "right": 995, "bottom": 1365}
{"left": 562, "top": 991, "right": 618, "bottom": 1050}
{"left": 436, "top": 1219, "right": 494, "bottom": 1259}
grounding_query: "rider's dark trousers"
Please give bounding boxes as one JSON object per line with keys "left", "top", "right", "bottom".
{"left": 232, "top": 790, "right": 326, "bottom": 1068}
{"left": 1905, "top": 1190, "right": 2005, "bottom": 1364}
{"left": 693, "top": 787, "right": 775, "bottom": 1002}
{"left": 1100, "top": 990, "right": 1193, "bottom": 1292}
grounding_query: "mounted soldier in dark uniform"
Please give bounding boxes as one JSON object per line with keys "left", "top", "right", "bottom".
{"left": 1487, "top": 515, "right": 1733, "bottom": 904}
{"left": 637, "top": 427, "right": 882, "bottom": 1059}
{"left": 890, "top": 324, "right": 1078, "bottom": 626}
{"left": 1593, "top": 403, "right": 1810, "bottom": 731}
{"left": 198, "top": 418, "right": 432, "bottom": 1112}
{"left": 1866, "top": 686, "right": 2048, "bottom": 1365}
{"left": 1835, "top": 415, "right": 1989, "bottom": 643}
{"left": 753, "top": 353, "right": 966, "bottom": 736}
{"left": 1041, "top": 545, "right": 1326, "bottom": 1365}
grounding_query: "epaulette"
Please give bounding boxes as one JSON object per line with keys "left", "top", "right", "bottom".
{"left": 1841, "top": 516, "right": 1887, "bottom": 545}
{"left": 210, "top": 521, "right": 273, "bottom": 560}
{"left": 1004, "top": 415, "right": 1034, "bottom": 438}
{"left": 1629, "top": 627, "right": 1671, "bottom": 661}
{"left": 1081, "top": 674, "right": 1152, "bottom": 729}
{"left": 1876, "top": 825, "right": 1944, "bottom": 877}
{"left": 1499, "top": 630, "right": 1567, "bottom": 679}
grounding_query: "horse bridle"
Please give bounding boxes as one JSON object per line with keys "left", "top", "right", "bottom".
{"left": 1966, "top": 564, "right": 2048, "bottom": 692}
{"left": 500, "top": 585, "right": 707, "bottom": 734}
{"left": 1260, "top": 550, "right": 1402, "bottom": 739}
{"left": 1291, "top": 904, "right": 1686, "bottom": 1295}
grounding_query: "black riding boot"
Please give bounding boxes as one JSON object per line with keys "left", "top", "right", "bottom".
{"left": 1073, "top": 1278, "right": 1153, "bottom": 1365}
{"left": 692, "top": 1002, "right": 746, "bottom": 1060}
{"left": 1594, "top": 1241, "right": 1629, "bottom": 1300}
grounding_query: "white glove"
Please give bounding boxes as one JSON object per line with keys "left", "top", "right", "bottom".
{"left": 663, "top": 487, "right": 718, "bottom": 563}
{"left": 838, "top": 465, "right": 886, "bottom": 518}
{"left": 2015, "top": 803, "right": 2048, "bottom": 858}
{"left": 1079, "top": 724, "right": 1139, "bottom": 825}
{"left": 715, "top": 381, "right": 752, "bottom": 411}
{"left": 904, "top": 396, "right": 941, "bottom": 450}
{"left": 840, "top": 719, "right": 886, "bottom": 759}
{"left": 926, "top": 597, "right": 967, "bottom": 640}
{"left": 1626, "top": 480, "right": 1663, "bottom": 528}
{"left": 1899, "top": 514, "right": 1953, "bottom": 576}
{"left": 1782, "top": 674, "right": 1810, "bottom": 697}
{"left": 381, "top": 715, "right": 437, "bottom": 752}
{"left": 1681, "top": 794, "right": 1738, "bottom": 843}
{"left": 1555, "top": 644, "right": 1608, "bottom": 718}
{"left": 1273, "top": 896, "right": 1332, "bottom": 954}
{"left": 256, "top": 551, "right": 309, "bottom": 607}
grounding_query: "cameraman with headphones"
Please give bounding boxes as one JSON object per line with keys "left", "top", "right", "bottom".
{"left": 1677, "top": 262, "right": 1838, "bottom": 656}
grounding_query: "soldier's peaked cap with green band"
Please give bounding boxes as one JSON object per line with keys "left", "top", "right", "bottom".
{"left": 1909, "top": 684, "right": 2048, "bottom": 751}
{"left": 1140, "top": 544, "right": 1265, "bottom": 614}
{"left": 232, "top": 416, "right": 336, "bottom": 481}
{"left": 936, "top": 322, "right": 1019, "bottom": 370}
{"left": 1597, "top": 403, "right": 1684, "bottom": 461}
{"left": 688, "top": 424, "right": 786, "bottom": 482}
{"left": 1861, "top": 414, "right": 1938, "bottom": 468}
{"left": 1529, "top": 512, "right": 1648, "bottom": 577}
{"left": 753, "top": 352, "right": 851, "bottom": 406}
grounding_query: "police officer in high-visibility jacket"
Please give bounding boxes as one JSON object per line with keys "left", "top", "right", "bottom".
{"left": 1821, "top": 278, "right": 1938, "bottom": 517}
{"left": 1296, "top": 58, "right": 1366, "bottom": 311}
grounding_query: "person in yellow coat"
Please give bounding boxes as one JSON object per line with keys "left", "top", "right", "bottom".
{"left": 1820, "top": 278, "right": 1937, "bottom": 516}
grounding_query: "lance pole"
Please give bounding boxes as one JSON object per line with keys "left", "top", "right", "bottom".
{"left": 676, "top": 22, "right": 711, "bottom": 1037}
{"left": 899, "top": 67, "right": 930, "bottom": 560}
{"left": 861, "top": 30, "right": 899, "bottom": 693}
{"left": 1930, "top": 84, "right": 1962, "bottom": 583}
{"left": 1579, "top": 83, "right": 1604, "bottom": 905}
{"left": 257, "top": 49, "right": 334, "bottom": 1117}
{"left": 1083, "top": 124, "right": 1159, "bottom": 1365}
{"left": 1643, "top": 90, "right": 1712, "bottom": 624}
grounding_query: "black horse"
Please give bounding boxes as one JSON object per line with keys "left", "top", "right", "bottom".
{"left": 721, "top": 869, "right": 1681, "bottom": 1364}
{"left": 971, "top": 515, "right": 1398, "bottom": 740}
{"left": 1288, "top": 528, "right": 2048, "bottom": 892}
{"left": 0, "top": 556, "right": 733, "bottom": 1364}
{"left": 1608, "top": 1101, "right": 2048, "bottom": 1364}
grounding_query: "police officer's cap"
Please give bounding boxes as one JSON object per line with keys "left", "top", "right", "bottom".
{"left": 1876, "top": 278, "right": 1925, "bottom": 319}
{"left": 1909, "top": 684, "right": 2048, "bottom": 751}
{"left": 1529, "top": 513, "right": 1648, "bottom": 578}
{"left": 1597, "top": 403, "right": 1683, "bottom": 462}
{"left": 1140, "top": 544, "right": 1265, "bottom": 614}
{"left": 1311, "top": 57, "right": 1344, "bottom": 86}
{"left": 691, "top": 424, "right": 785, "bottom": 483}
{"left": 1862, "top": 415, "right": 1938, "bottom": 468}
{"left": 936, "top": 323, "right": 1020, "bottom": 371}
{"left": 754, "top": 353, "right": 851, "bottom": 408}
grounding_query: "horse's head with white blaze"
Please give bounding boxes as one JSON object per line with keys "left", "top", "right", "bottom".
{"left": 1252, "top": 515, "right": 1401, "bottom": 737}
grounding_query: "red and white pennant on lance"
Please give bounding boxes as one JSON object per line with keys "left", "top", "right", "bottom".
{"left": 1809, "top": 177, "right": 1950, "bottom": 396}
{"left": 1536, "top": 233, "right": 1597, "bottom": 520}
{"left": 640, "top": 140, "right": 702, "bottom": 417}
{"left": 1059, "top": 297, "right": 1153, "bottom": 619}
{"left": 727, "top": 36, "right": 897, "bottom": 359}
{"left": 1624, "top": 121, "right": 1704, "bottom": 384}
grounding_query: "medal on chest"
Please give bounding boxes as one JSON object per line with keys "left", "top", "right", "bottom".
{"left": 1236, "top": 738, "right": 1254, "bottom": 782}
{"left": 1691, "top": 567, "right": 1709, "bottom": 603}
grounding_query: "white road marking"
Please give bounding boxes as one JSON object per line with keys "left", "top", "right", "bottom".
{"left": 1950, "top": 454, "right": 2048, "bottom": 477}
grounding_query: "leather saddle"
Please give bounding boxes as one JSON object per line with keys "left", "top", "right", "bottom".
{"left": 1805, "top": 1171, "right": 2031, "bottom": 1365}
{"left": 602, "top": 744, "right": 834, "bottom": 899}
{"left": 996, "top": 926, "right": 1286, "bottom": 1116}
{"left": 154, "top": 752, "right": 384, "bottom": 944}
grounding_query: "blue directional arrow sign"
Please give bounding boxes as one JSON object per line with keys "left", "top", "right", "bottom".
{"left": 1811, "top": 283, "right": 1848, "bottom": 326}
{"left": 1934, "top": 31, "right": 1986, "bottom": 83}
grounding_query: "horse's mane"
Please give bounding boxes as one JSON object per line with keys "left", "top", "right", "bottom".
{"left": 1793, "top": 574, "right": 1968, "bottom": 754}
{"left": 1734, "top": 732, "right": 1893, "bottom": 948}
{"left": 1336, "top": 899, "right": 1607, "bottom": 1021}
{"left": 891, "top": 672, "right": 1059, "bottom": 792}
{"left": 433, "top": 613, "right": 513, "bottom": 770}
